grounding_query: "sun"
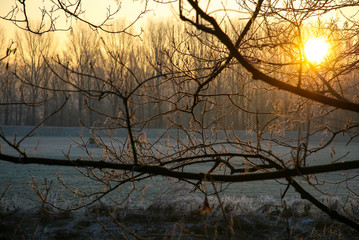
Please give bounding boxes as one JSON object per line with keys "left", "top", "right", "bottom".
{"left": 304, "top": 38, "right": 330, "bottom": 64}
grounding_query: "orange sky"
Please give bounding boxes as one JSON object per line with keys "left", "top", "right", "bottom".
{"left": 0, "top": 0, "right": 176, "bottom": 35}
{"left": 0, "top": 1, "right": 358, "bottom": 44}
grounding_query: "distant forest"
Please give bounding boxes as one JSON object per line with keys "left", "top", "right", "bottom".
{"left": 0, "top": 21, "right": 358, "bottom": 130}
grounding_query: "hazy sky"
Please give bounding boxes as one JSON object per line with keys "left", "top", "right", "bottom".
{"left": 0, "top": 0, "right": 177, "bottom": 35}
{"left": 0, "top": 1, "right": 358, "bottom": 43}
{"left": 0, "top": 1, "right": 246, "bottom": 34}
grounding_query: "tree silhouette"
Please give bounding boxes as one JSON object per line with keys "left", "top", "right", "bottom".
{"left": 0, "top": 0, "right": 359, "bottom": 238}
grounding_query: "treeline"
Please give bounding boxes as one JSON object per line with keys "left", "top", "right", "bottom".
{"left": 0, "top": 20, "right": 357, "bottom": 131}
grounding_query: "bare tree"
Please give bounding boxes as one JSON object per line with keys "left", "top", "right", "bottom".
{"left": 1, "top": 0, "right": 359, "bottom": 239}
{"left": 14, "top": 30, "right": 55, "bottom": 125}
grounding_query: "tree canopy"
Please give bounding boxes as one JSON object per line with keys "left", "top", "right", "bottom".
{"left": 0, "top": 0, "right": 359, "bottom": 238}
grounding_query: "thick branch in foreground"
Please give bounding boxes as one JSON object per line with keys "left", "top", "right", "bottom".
{"left": 289, "top": 177, "right": 359, "bottom": 231}
{"left": 2, "top": 152, "right": 359, "bottom": 230}
{"left": 181, "top": 0, "right": 359, "bottom": 113}
{"left": 1, "top": 153, "right": 358, "bottom": 183}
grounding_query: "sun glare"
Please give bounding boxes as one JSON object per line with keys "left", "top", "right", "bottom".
{"left": 304, "top": 38, "right": 330, "bottom": 64}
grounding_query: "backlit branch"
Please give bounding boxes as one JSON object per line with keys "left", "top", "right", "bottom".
{"left": 1, "top": 152, "right": 359, "bottom": 183}
{"left": 181, "top": 0, "right": 359, "bottom": 113}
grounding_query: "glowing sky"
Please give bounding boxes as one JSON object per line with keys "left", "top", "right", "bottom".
{"left": 0, "top": 0, "right": 176, "bottom": 35}
{"left": 0, "top": 0, "right": 358, "bottom": 51}
{"left": 1, "top": 1, "right": 357, "bottom": 36}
